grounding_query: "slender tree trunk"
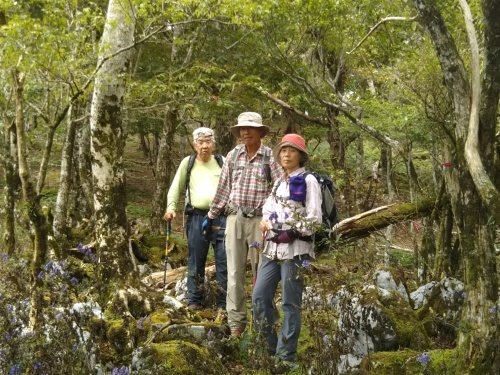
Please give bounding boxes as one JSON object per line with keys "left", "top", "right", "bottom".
{"left": 384, "top": 146, "right": 394, "bottom": 266}
{"left": 150, "top": 105, "right": 177, "bottom": 235}
{"left": 77, "top": 107, "right": 94, "bottom": 222}
{"left": 53, "top": 103, "right": 78, "bottom": 246}
{"left": 213, "top": 116, "right": 234, "bottom": 156}
{"left": 12, "top": 68, "right": 48, "bottom": 334}
{"left": 354, "top": 134, "right": 364, "bottom": 212}
{"left": 90, "top": 0, "right": 137, "bottom": 294}
{"left": 1, "top": 118, "right": 16, "bottom": 254}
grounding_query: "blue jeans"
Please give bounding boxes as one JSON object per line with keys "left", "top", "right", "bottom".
{"left": 252, "top": 254, "right": 308, "bottom": 362}
{"left": 186, "top": 214, "right": 227, "bottom": 309}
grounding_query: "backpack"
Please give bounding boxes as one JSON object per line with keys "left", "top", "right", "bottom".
{"left": 303, "top": 171, "right": 339, "bottom": 252}
{"left": 275, "top": 170, "right": 339, "bottom": 252}
{"left": 184, "top": 153, "right": 224, "bottom": 209}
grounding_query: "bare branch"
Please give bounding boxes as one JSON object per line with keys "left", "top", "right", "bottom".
{"left": 260, "top": 90, "right": 330, "bottom": 127}
{"left": 347, "top": 16, "right": 418, "bottom": 55}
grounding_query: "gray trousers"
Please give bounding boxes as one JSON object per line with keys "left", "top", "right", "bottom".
{"left": 252, "top": 254, "right": 308, "bottom": 362}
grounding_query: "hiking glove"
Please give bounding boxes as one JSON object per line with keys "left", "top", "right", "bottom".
{"left": 268, "top": 228, "right": 298, "bottom": 244}
{"left": 202, "top": 215, "right": 214, "bottom": 237}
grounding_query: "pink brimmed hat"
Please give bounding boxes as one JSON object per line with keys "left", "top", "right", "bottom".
{"left": 273, "top": 133, "right": 309, "bottom": 164}
{"left": 230, "top": 112, "right": 270, "bottom": 138}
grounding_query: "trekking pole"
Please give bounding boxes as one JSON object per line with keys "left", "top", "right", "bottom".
{"left": 163, "top": 221, "right": 172, "bottom": 292}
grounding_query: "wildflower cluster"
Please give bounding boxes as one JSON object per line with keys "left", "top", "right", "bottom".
{"left": 112, "top": 365, "right": 130, "bottom": 375}
{"left": 417, "top": 352, "right": 431, "bottom": 374}
{"left": 77, "top": 243, "right": 98, "bottom": 263}
{"left": 137, "top": 316, "right": 152, "bottom": 330}
{"left": 37, "top": 259, "right": 80, "bottom": 301}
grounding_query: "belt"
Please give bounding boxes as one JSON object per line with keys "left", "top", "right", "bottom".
{"left": 226, "top": 204, "right": 262, "bottom": 218}
{"left": 191, "top": 207, "right": 209, "bottom": 216}
{"left": 226, "top": 204, "right": 263, "bottom": 239}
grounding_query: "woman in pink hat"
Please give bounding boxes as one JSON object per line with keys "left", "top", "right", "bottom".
{"left": 252, "top": 133, "right": 322, "bottom": 372}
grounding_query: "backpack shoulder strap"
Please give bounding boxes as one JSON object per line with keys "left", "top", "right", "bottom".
{"left": 262, "top": 147, "right": 272, "bottom": 183}
{"left": 229, "top": 144, "right": 245, "bottom": 179}
{"left": 214, "top": 153, "right": 224, "bottom": 168}
{"left": 185, "top": 153, "right": 197, "bottom": 204}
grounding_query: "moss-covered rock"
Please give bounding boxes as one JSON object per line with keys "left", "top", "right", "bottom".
{"left": 359, "top": 348, "right": 458, "bottom": 374}
{"left": 137, "top": 340, "right": 226, "bottom": 374}
{"left": 413, "top": 278, "right": 464, "bottom": 344}
{"left": 106, "top": 318, "right": 136, "bottom": 355}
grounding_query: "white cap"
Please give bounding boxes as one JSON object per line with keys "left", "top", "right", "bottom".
{"left": 193, "top": 127, "right": 215, "bottom": 142}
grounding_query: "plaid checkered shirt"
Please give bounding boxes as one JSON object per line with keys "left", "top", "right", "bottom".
{"left": 208, "top": 143, "right": 282, "bottom": 218}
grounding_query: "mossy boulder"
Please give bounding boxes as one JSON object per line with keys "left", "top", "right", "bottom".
{"left": 411, "top": 277, "right": 464, "bottom": 343}
{"left": 334, "top": 269, "right": 431, "bottom": 372}
{"left": 106, "top": 318, "right": 137, "bottom": 355}
{"left": 136, "top": 340, "right": 226, "bottom": 374}
{"left": 359, "top": 348, "right": 457, "bottom": 374}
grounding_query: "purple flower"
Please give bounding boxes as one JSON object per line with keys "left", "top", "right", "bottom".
{"left": 1, "top": 253, "right": 7, "bottom": 262}
{"left": 33, "top": 362, "right": 42, "bottom": 370}
{"left": 44, "top": 261, "right": 53, "bottom": 270}
{"left": 137, "top": 316, "right": 151, "bottom": 330}
{"left": 112, "top": 366, "right": 129, "bottom": 375}
{"left": 78, "top": 245, "right": 98, "bottom": 263}
{"left": 70, "top": 277, "right": 79, "bottom": 285}
{"left": 417, "top": 353, "right": 431, "bottom": 364}
{"left": 37, "top": 271, "right": 44, "bottom": 278}
{"left": 461, "top": 291, "right": 466, "bottom": 298}
{"left": 322, "top": 335, "right": 329, "bottom": 343}
{"left": 9, "top": 365, "right": 20, "bottom": 374}
{"left": 302, "top": 259, "right": 311, "bottom": 269}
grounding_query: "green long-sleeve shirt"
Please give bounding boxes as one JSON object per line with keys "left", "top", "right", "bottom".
{"left": 166, "top": 154, "right": 224, "bottom": 212}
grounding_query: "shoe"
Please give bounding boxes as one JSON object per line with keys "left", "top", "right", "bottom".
{"left": 188, "top": 304, "right": 201, "bottom": 310}
{"left": 231, "top": 326, "right": 245, "bottom": 338}
{"left": 215, "top": 308, "right": 227, "bottom": 324}
{"left": 272, "top": 360, "right": 298, "bottom": 374}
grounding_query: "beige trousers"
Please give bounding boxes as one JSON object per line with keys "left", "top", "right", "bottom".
{"left": 225, "top": 214, "right": 261, "bottom": 331}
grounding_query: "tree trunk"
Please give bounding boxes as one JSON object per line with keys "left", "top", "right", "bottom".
{"left": 12, "top": 68, "right": 48, "bottom": 334}
{"left": 150, "top": 105, "right": 177, "bottom": 235}
{"left": 414, "top": 0, "right": 500, "bottom": 372}
{"left": 53, "top": 103, "right": 78, "bottom": 247}
{"left": 1, "top": 117, "right": 16, "bottom": 255}
{"left": 77, "top": 107, "right": 94, "bottom": 221}
{"left": 214, "top": 116, "right": 235, "bottom": 156}
{"left": 90, "top": 0, "right": 138, "bottom": 298}
{"left": 354, "top": 134, "right": 364, "bottom": 212}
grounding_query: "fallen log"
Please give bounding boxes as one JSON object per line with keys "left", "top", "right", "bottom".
{"left": 332, "top": 198, "right": 434, "bottom": 242}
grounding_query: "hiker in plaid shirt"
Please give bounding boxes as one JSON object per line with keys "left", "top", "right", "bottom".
{"left": 203, "top": 112, "right": 282, "bottom": 337}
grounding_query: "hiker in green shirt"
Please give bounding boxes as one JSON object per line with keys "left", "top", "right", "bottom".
{"left": 164, "top": 128, "right": 227, "bottom": 314}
